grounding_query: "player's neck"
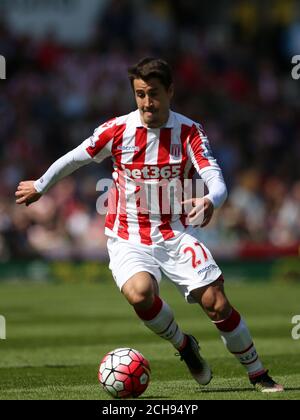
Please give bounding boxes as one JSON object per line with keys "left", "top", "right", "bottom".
{"left": 140, "top": 110, "right": 170, "bottom": 129}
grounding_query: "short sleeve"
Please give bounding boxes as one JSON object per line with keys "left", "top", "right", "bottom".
{"left": 84, "top": 118, "right": 116, "bottom": 163}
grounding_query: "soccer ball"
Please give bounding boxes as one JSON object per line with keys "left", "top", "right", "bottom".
{"left": 98, "top": 348, "right": 151, "bottom": 398}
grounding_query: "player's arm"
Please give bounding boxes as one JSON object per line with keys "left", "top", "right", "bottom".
{"left": 184, "top": 124, "right": 228, "bottom": 227}
{"left": 15, "top": 120, "right": 116, "bottom": 207}
{"left": 15, "top": 144, "right": 93, "bottom": 206}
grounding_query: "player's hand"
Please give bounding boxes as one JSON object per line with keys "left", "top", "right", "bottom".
{"left": 15, "top": 181, "right": 42, "bottom": 207}
{"left": 182, "top": 197, "right": 214, "bottom": 228}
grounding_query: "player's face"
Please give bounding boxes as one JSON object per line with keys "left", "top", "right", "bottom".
{"left": 133, "top": 78, "right": 174, "bottom": 128}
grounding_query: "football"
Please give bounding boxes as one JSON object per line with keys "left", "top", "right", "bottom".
{"left": 98, "top": 348, "right": 151, "bottom": 398}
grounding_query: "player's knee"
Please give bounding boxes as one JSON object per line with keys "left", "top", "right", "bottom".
{"left": 130, "top": 291, "right": 155, "bottom": 310}
{"left": 122, "top": 284, "right": 154, "bottom": 309}
{"left": 122, "top": 273, "right": 156, "bottom": 309}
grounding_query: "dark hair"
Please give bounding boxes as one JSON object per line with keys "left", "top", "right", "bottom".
{"left": 128, "top": 57, "right": 173, "bottom": 90}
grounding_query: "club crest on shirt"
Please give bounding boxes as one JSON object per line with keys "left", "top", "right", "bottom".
{"left": 170, "top": 144, "right": 181, "bottom": 159}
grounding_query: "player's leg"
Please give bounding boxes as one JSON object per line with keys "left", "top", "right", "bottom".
{"left": 155, "top": 236, "right": 215, "bottom": 385}
{"left": 191, "top": 278, "right": 284, "bottom": 392}
{"left": 123, "top": 272, "right": 212, "bottom": 385}
{"left": 122, "top": 272, "right": 186, "bottom": 350}
{"left": 159, "top": 229, "right": 283, "bottom": 390}
{"left": 121, "top": 271, "right": 158, "bottom": 312}
{"left": 123, "top": 271, "right": 215, "bottom": 386}
{"left": 107, "top": 238, "right": 186, "bottom": 351}
{"left": 191, "top": 278, "right": 265, "bottom": 376}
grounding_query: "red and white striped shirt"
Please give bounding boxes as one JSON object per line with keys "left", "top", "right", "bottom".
{"left": 35, "top": 109, "right": 226, "bottom": 246}
{"left": 84, "top": 110, "right": 221, "bottom": 245}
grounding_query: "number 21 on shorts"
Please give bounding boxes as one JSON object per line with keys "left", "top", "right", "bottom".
{"left": 183, "top": 242, "right": 209, "bottom": 269}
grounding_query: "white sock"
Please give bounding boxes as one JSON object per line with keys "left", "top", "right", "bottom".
{"left": 214, "top": 308, "right": 265, "bottom": 378}
{"left": 135, "top": 295, "right": 186, "bottom": 350}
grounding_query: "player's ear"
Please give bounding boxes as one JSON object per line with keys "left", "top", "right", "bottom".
{"left": 168, "top": 84, "right": 174, "bottom": 100}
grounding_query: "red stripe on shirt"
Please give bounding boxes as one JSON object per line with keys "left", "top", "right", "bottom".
{"left": 110, "top": 124, "right": 128, "bottom": 239}
{"left": 180, "top": 124, "right": 192, "bottom": 228}
{"left": 117, "top": 171, "right": 129, "bottom": 240}
{"left": 189, "top": 124, "right": 211, "bottom": 171}
{"left": 180, "top": 124, "right": 191, "bottom": 177}
{"left": 133, "top": 128, "right": 152, "bottom": 245}
{"left": 86, "top": 120, "right": 116, "bottom": 158}
{"left": 158, "top": 128, "right": 175, "bottom": 241}
{"left": 105, "top": 182, "right": 119, "bottom": 231}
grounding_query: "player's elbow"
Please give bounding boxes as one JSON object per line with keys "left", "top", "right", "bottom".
{"left": 222, "top": 185, "right": 228, "bottom": 205}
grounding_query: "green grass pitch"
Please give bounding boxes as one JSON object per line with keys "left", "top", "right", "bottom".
{"left": 0, "top": 275, "right": 299, "bottom": 400}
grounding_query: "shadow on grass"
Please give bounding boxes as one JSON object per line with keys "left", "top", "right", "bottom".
{"left": 199, "top": 386, "right": 300, "bottom": 393}
{"left": 283, "top": 387, "right": 300, "bottom": 392}
{"left": 0, "top": 364, "right": 89, "bottom": 370}
{"left": 199, "top": 387, "right": 253, "bottom": 393}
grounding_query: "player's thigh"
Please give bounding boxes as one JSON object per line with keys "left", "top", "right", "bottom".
{"left": 158, "top": 228, "right": 223, "bottom": 304}
{"left": 107, "top": 237, "right": 161, "bottom": 300}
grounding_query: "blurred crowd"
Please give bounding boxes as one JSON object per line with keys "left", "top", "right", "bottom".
{"left": 0, "top": 0, "right": 300, "bottom": 261}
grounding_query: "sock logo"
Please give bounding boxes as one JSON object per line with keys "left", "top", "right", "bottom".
{"left": 291, "top": 315, "right": 300, "bottom": 340}
{"left": 240, "top": 350, "right": 257, "bottom": 364}
{"left": 0, "top": 315, "right": 6, "bottom": 340}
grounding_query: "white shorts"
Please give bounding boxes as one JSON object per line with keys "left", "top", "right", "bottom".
{"left": 107, "top": 227, "right": 223, "bottom": 304}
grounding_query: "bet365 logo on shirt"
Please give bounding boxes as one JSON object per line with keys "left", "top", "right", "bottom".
{"left": 291, "top": 316, "right": 300, "bottom": 340}
{"left": 0, "top": 315, "right": 6, "bottom": 340}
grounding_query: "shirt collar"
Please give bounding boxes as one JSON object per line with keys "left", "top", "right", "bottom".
{"left": 134, "top": 109, "right": 175, "bottom": 129}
